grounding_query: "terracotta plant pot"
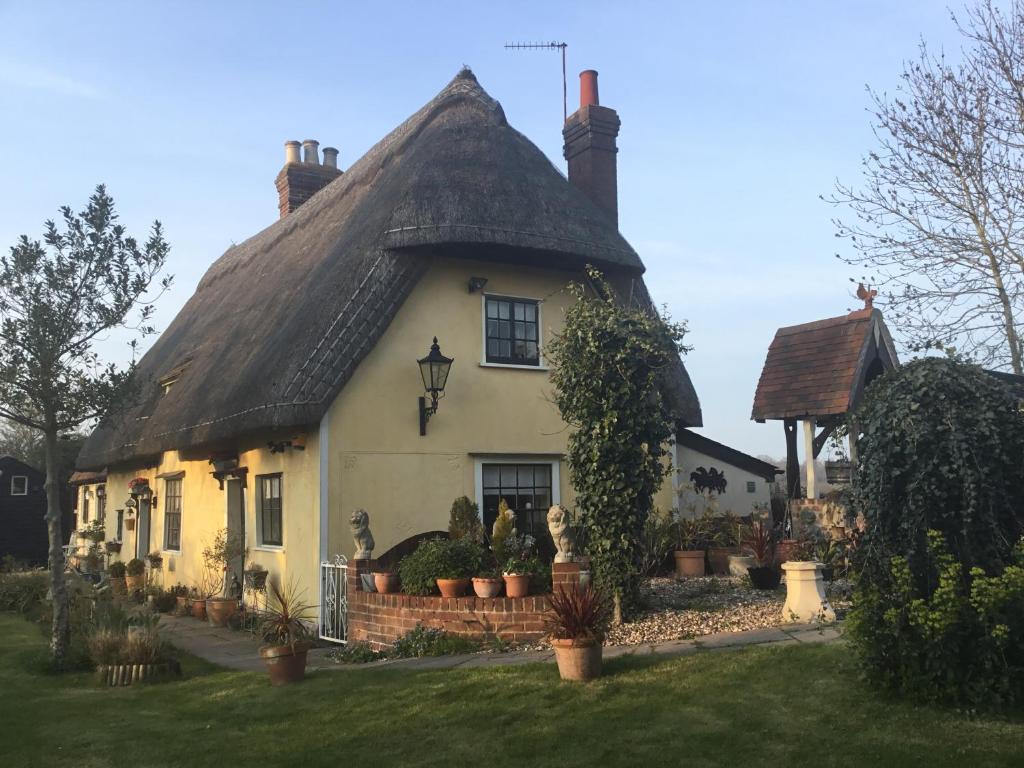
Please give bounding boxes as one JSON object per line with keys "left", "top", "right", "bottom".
{"left": 175, "top": 595, "right": 189, "bottom": 610}
{"left": 436, "top": 578, "right": 471, "bottom": 598}
{"left": 125, "top": 574, "right": 145, "bottom": 592}
{"left": 206, "top": 597, "right": 239, "bottom": 627}
{"left": 191, "top": 599, "right": 207, "bottom": 620}
{"left": 109, "top": 577, "right": 127, "bottom": 596}
{"left": 748, "top": 566, "right": 782, "bottom": 590}
{"left": 503, "top": 573, "right": 530, "bottom": 598}
{"left": 472, "top": 577, "right": 503, "bottom": 598}
{"left": 775, "top": 539, "right": 798, "bottom": 565}
{"left": 551, "top": 638, "right": 602, "bottom": 681}
{"left": 260, "top": 643, "right": 310, "bottom": 686}
{"left": 674, "top": 550, "right": 705, "bottom": 578}
{"left": 374, "top": 572, "right": 400, "bottom": 594}
{"left": 707, "top": 546, "right": 740, "bottom": 575}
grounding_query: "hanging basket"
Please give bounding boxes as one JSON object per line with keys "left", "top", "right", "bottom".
{"left": 824, "top": 461, "right": 852, "bottom": 485}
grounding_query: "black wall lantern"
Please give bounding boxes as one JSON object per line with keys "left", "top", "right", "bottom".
{"left": 418, "top": 336, "right": 453, "bottom": 435}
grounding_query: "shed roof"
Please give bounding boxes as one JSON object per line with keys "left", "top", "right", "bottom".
{"left": 751, "top": 308, "right": 898, "bottom": 421}
{"left": 77, "top": 69, "right": 700, "bottom": 470}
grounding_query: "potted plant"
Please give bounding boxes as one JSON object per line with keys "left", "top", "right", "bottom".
{"left": 433, "top": 539, "right": 483, "bottom": 598}
{"left": 673, "top": 516, "right": 707, "bottom": 578}
{"left": 124, "top": 558, "right": 146, "bottom": 592}
{"left": 373, "top": 570, "right": 400, "bottom": 594}
{"left": 472, "top": 565, "right": 503, "bottom": 598}
{"left": 188, "top": 586, "right": 208, "bottom": 620}
{"left": 259, "top": 580, "right": 313, "bottom": 686}
{"left": 707, "top": 512, "right": 742, "bottom": 575}
{"left": 166, "top": 583, "right": 189, "bottom": 612}
{"left": 546, "top": 584, "right": 610, "bottom": 682}
{"left": 744, "top": 520, "right": 781, "bottom": 589}
{"left": 104, "top": 540, "right": 122, "bottom": 555}
{"left": 502, "top": 531, "right": 538, "bottom": 598}
{"left": 243, "top": 562, "right": 269, "bottom": 591}
{"left": 146, "top": 551, "right": 163, "bottom": 570}
{"left": 108, "top": 560, "right": 127, "bottom": 595}
{"left": 202, "top": 529, "right": 246, "bottom": 626}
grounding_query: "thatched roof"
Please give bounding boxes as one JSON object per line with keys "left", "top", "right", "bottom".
{"left": 77, "top": 68, "right": 700, "bottom": 470}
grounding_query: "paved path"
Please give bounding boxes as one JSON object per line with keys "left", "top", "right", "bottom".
{"left": 160, "top": 614, "right": 842, "bottom": 674}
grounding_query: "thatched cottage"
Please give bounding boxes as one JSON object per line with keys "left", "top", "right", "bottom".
{"left": 72, "top": 68, "right": 768, "bottom": 621}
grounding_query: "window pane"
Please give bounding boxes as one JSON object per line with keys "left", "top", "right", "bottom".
{"left": 526, "top": 324, "right": 537, "bottom": 341}
{"left": 482, "top": 466, "right": 499, "bottom": 488}
{"left": 535, "top": 465, "right": 550, "bottom": 485}
{"left": 513, "top": 303, "right": 524, "bottom": 321}
{"left": 497, "top": 320, "right": 510, "bottom": 339}
{"left": 525, "top": 341, "right": 538, "bottom": 360}
{"left": 514, "top": 321, "right": 525, "bottom": 340}
{"left": 487, "top": 339, "right": 499, "bottom": 357}
{"left": 498, "top": 301, "right": 509, "bottom": 320}
{"left": 500, "top": 466, "right": 517, "bottom": 486}
{"left": 517, "top": 465, "right": 534, "bottom": 487}
{"left": 486, "top": 300, "right": 497, "bottom": 318}
{"left": 525, "top": 304, "right": 536, "bottom": 322}
{"left": 499, "top": 340, "right": 511, "bottom": 358}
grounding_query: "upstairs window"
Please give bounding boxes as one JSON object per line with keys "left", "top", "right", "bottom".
{"left": 80, "top": 492, "right": 89, "bottom": 521}
{"left": 97, "top": 486, "right": 107, "bottom": 525}
{"left": 484, "top": 296, "right": 540, "bottom": 366}
{"left": 164, "top": 479, "right": 182, "bottom": 551}
{"left": 257, "top": 474, "right": 283, "bottom": 547}
{"left": 10, "top": 475, "right": 28, "bottom": 496}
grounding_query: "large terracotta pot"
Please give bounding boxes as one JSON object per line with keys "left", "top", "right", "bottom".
{"left": 207, "top": 597, "right": 239, "bottom": 627}
{"left": 708, "top": 546, "right": 740, "bottom": 575}
{"left": 775, "top": 540, "right": 798, "bottom": 565}
{"left": 472, "top": 577, "right": 503, "bottom": 598}
{"left": 125, "top": 574, "right": 145, "bottom": 592}
{"left": 503, "top": 573, "right": 530, "bottom": 598}
{"left": 109, "top": 577, "right": 127, "bottom": 596}
{"left": 551, "top": 638, "right": 602, "bottom": 681}
{"left": 435, "top": 578, "right": 470, "bottom": 598}
{"left": 674, "top": 550, "right": 705, "bottom": 578}
{"left": 175, "top": 595, "right": 189, "bottom": 611}
{"left": 374, "top": 572, "right": 400, "bottom": 594}
{"left": 260, "top": 643, "right": 310, "bottom": 686}
{"left": 191, "top": 599, "right": 207, "bottom": 620}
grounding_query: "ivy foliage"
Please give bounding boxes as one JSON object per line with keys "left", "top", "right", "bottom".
{"left": 847, "top": 357, "right": 1024, "bottom": 706}
{"left": 548, "top": 267, "right": 689, "bottom": 619}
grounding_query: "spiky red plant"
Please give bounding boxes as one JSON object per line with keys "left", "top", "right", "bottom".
{"left": 545, "top": 584, "right": 611, "bottom": 642}
{"left": 743, "top": 520, "right": 774, "bottom": 566}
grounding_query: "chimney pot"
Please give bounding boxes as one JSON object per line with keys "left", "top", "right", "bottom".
{"left": 322, "top": 146, "right": 339, "bottom": 169}
{"left": 302, "top": 139, "right": 320, "bottom": 165}
{"left": 284, "top": 140, "right": 301, "bottom": 164}
{"left": 579, "top": 70, "right": 599, "bottom": 108}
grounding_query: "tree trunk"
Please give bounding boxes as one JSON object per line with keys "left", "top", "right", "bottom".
{"left": 44, "top": 425, "right": 70, "bottom": 669}
{"left": 612, "top": 592, "right": 623, "bottom": 626}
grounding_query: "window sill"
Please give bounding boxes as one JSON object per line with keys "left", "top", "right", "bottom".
{"left": 254, "top": 545, "right": 284, "bottom": 553}
{"left": 478, "top": 362, "right": 549, "bottom": 371}
{"left": 162, "top": 549, "right": 181, "bottom": 555}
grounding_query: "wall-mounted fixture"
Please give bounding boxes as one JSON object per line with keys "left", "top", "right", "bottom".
{"left": 418, "top": 336, "right": 454, "bottom": 436}
{"left": 468, "top": 276, "right": 488, "bottom": 293}
{"left": 267, "top": 437, "right": 306, "bottom": 454}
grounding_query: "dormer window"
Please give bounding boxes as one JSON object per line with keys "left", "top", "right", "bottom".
{"left": 484, "top": 296, "right": 540, "bottom": 367}
{"left": 11, "top": 476, "right": 27, "bottom": 496}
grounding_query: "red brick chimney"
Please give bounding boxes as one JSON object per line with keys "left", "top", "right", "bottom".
{"left": 274, "top": 139, "right": 342, "bottom": 218}
{"left": 562, "top": 70, "right": 621, "bottom": 226}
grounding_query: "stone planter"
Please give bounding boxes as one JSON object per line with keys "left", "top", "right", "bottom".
{"left": 96, "top": 661, "right": 181, "bottom": 687}
{"left": 109, "top": 577, "right": 127, "bottom": 596}
{"left": 551, "top": 638, "right": 602, "bottom": 681}
{"left": 472, "top": 577, "right": 502, "bottom": 598}
{"left": 125, "top": 574, "right": 145, "bottom": 592}
{"left": 260, "top": 643, "right": 310, "bottom": 686}
{"left": 781, "top": 561, "right": 836, "bottom": 623}
{"left": 503, "top": 573, "right": 530, "bottom": 598}
{"left": 728, "top": 554, "right": 757, "bottom": 577}
{"left": 206, "top": 597, "right": 239, "bottom": 627}
{"left": 673, "top": 550, "right": 705, "bottom": 578}
{"left": 191, "top": 599, "right": 207, "bottom": 620}
{"left": 436, "top": 578, "right": 471, "bottom": 598}
{"left": 374, "top": 572, "right": 400, "bottom": 594}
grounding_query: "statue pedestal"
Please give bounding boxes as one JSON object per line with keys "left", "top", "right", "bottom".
{"left": 781, "top": 561, "right": 835, "bottom": 624}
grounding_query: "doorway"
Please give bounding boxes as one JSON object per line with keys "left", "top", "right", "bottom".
{"left": 226, "top": 478, "right": 246, "bottom": 595}
{"left": 135, "top": 498, "right": 151, "bottom": 560}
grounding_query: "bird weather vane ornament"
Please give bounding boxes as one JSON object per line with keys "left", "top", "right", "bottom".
{"left": 856, "top": 283, "right": 877, "bottom": 309}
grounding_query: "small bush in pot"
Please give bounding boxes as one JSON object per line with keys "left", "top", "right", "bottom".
{"left": 744, "top": 520, "right": 781, "bottom": 589}
{"left": 502, "top": 531, "right": 539, "bottom": 598}
{"left": 259, "top": 580, "right": 313, "bottom": 686}
{"left": 546, "top": 584, "right": 611, "bottom": 681}
{"left": 124, "top": 558, "right": 146, "bottom": 592}
{"left": 398, "top": 538, "right": 483, "bottom": 597}
{"left": 472, "top": 565, "right": 503, "bottom": 598}
{"left": 674, "top": 516, "right": 709, "bottom": 578}
{"left": 108, "top": 561, "right": 128, "bottom": 595}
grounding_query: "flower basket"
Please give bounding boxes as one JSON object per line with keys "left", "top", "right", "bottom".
{"left": 105, "top": 541, "right": 122, "bottom": 554}
{"left": 824, "top": 460, "right": 852, "bottom": 485}
{"left": 244, "top": 569, "right": 269, "bottom": 591}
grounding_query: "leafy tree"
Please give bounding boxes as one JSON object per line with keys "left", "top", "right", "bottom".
{"left": 548, "top": 267, "right": 689, "bottom": 622}
{"left": 447, "top": 496, "right": 483, "bottom": 543}
{"left": 0, "top": 186, "right": 170, "bottom": 667}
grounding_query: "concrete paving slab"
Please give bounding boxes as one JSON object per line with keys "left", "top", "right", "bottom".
{"left": 694, "top": 627, "right": 794, "bottom": 649}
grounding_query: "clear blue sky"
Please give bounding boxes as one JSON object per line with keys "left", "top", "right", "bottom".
{"left": 0, "top": 0, "right": 967, "bottom": 458}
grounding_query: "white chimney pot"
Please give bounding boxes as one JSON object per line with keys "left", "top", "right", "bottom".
{"left": 302, "top": 139, "right": 320, "bottom": 165}
{"left": 284, "top": 140, "right": 301, "bottom": 164}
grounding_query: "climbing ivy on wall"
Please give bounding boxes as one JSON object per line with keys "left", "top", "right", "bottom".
{"left": 548, "top": 267, "right": 689, "bottom": 621}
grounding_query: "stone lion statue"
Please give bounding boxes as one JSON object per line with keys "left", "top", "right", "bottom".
{"left": 350, "top": 508, "right": 374, "bottom": 560}
{"left": 547, "top": 504, "right": 576, "bottom": 563}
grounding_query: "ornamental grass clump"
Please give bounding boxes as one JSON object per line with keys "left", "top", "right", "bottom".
{"left": 545, "top": 584, "right": 611, "bottom": 644}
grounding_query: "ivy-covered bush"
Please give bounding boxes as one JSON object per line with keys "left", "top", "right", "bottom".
{"left": 548, "top": 267, "right": 688, "bottom": 621}
{"left": 398, "top": 538, "right": 484, "bottom": 595}
{"left": 848, "top": 357, "right": 1024, "bottom": 706}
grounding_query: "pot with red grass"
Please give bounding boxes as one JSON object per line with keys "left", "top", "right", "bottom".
{"left": 744, "top": 519, "right": 782, "bottom": 589}
{"left": 546, "top": 583, "right": 611, "bottom": 682}
{"left": 259, "top": 579, "right": 314, "bottom": 686}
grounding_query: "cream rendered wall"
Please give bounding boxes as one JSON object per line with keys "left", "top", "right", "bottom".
{"left": 325, "top": 255, "right": 678, "bottom": 559}
{"left": 673, "top": 443, "right": 772, "bottom": 519}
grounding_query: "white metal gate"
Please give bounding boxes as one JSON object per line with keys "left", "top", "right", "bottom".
{"left": 319, "top": 555, "right": 348, "bottom": 644}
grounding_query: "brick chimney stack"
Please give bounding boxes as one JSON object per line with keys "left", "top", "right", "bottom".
{"left": 562, "top": 70, "right": 621, "bottom": 227}
{"left": 275, "top": 139, "right": 342, "bottom": 218}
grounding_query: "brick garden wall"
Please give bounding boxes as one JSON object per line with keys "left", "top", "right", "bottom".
{"left": 347, "top": 559, "right": 581, "bottom": 650}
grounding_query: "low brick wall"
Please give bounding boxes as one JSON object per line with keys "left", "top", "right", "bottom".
{"left": 347, "top": 560, "right": 581, "bottom": 650}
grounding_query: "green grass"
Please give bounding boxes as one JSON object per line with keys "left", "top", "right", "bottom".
{"left": 1, "top": 614, "right": 1022, "bottom": 767}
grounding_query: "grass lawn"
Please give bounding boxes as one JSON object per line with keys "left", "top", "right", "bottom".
{"left": 1, "top": 615, "right": 1022, "bottom": 767}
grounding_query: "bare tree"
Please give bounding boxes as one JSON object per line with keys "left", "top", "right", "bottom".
{"left": 0, "top": 186, "right": 170, "bottom": 667}
{"left": 830, "top": 7, "right": 1024, "bottom": 373}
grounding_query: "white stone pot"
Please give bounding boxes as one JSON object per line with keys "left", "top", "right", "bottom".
{"left": 781, "top": 561, "right": 836, "bottom": 624}
{"left": 728, "top": 555, "right": 756, "bottom": 577}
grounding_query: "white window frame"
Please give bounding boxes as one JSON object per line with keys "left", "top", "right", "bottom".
{"left": 254, "top": 473, "right": 284, "bottom": 551}
{"left": 479, "top": 293, "right": 550, "bottom": 370}
{"left": 473, "top": 457, "right": 561, "bottom": 519}
{"left": 163, "top": 478, "right": 183, "bottom": 553}
{"left": 11, "top": 475, "right": 28, "bottom": 496}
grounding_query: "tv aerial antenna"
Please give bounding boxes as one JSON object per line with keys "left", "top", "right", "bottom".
{"left": 504, "top": 41, "right": 568, "bottom": 121}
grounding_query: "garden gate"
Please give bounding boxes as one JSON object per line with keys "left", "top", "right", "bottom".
{"left": 319, "top": 555, "right": 348, "bottom": 644}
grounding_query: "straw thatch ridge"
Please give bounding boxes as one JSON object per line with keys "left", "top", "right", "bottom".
{"left": 77, "top": 68, "right": 699, "bottom": 470}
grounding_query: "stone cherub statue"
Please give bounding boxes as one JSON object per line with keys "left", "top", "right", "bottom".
{"left": 547, "top": 504, "right": 576, "bottom": 563}
{"left": 350, "top": 508, "right": 374, "bottom": 560}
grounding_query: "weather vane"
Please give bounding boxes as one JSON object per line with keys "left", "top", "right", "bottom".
{"left": 856, "top": 283, "right": 878, "bottom": 309}
{"left": 504, "top": 41, "right": 569, "bottom": 121}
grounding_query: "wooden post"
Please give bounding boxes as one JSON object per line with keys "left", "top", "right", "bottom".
{"left": 784, "top": 419, "right": 801, "bottom": 499}
{"left": 803, "top": 418, "right": 816, "bottom": 500}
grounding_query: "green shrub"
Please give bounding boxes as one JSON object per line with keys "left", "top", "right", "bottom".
{"left": 848, "top": 532, "right": 1024, "bottom": 707}
{"left": 391, "top": 625, "right": 479, "bottom": 658}
{"left": 330, "top": 641, "right": 386, "bottom": 664}
{"left": 109, "top": 561, "right": 126, "bottom": 579}
{"left": 398, "top": 538, "right": 484, "bottom": 595}
{"left": 0, "top": 572, "right": 48, "bottom": 614}
{"left": 448, "top": 496, "right": 484, "bottom": 543}
{"left": 125, "top": 558, "right": 145, "bottom": 577}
